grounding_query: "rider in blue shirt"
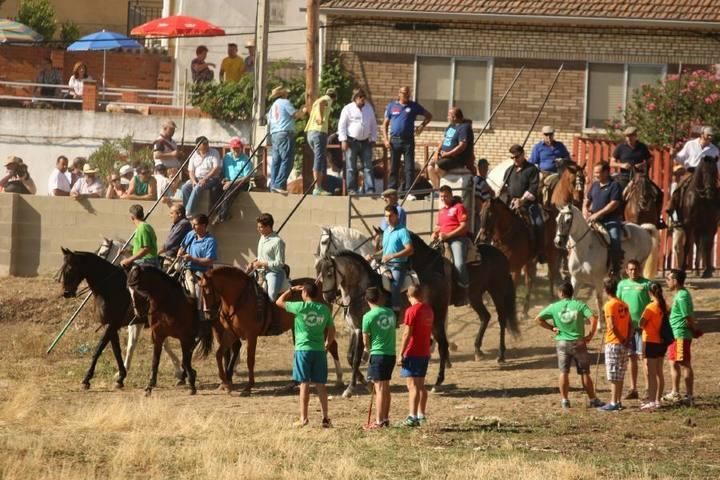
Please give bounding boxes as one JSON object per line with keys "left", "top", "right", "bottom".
{"left": 381, "top": 205, "right": 414, "bottom": 312}
{"left": 177, "top": 213, "right": 218, "bottom": 318}
{"left": 584, "top": 161, "right": 624, "bottom": 277}
{"left": 529, "top": 126, "right": 571, "bottom": 174}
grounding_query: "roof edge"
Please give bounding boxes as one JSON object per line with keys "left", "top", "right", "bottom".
{"left": 319, "top": 7, "right": 720, "bottom": 30}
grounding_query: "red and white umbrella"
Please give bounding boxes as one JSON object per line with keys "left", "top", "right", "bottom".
{"left": 130, "top": 15, "right": 225, "bottom": 38}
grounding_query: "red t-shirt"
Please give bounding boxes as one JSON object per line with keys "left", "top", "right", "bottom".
{"left": 437, "top": 201, "right": 467, "bottom": 234}
{"left": 403, "top": 302, "right": 434, "bottom": 357}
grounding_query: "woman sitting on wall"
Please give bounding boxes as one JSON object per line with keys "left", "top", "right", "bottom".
{"left": 67, "top": 62, "right": 92, "bottom": 99}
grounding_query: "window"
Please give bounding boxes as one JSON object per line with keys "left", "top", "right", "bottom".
{"left": 585, "top": 63, "right": 665, "bottom": 129}
{"left": 269, "top": 0, "right": 286, "bottom": 25}
{"left": 416, "top": 57, "right": 492, "bottom": 124}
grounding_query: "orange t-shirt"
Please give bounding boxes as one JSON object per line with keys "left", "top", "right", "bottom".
{"left": 603, "top": 298, "right": 631, "bottom": 345}
{"left": 641, "top": 301, "right": 664, "bottom": 344}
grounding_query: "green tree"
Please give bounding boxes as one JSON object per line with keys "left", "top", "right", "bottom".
{"left": 59, "top": 20, "right": 80, "bottom": 46}
{"left": 606, "top": 68, "right": 720, "bottom": 148}
{"left": 89, "top": 135, "right": 152, "bottom": 182}
{"left": 16, "top": 0, "right": 56, "bottom": 41}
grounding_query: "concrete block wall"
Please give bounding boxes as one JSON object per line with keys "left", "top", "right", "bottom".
{"left": 0, "top": 192, "right": 439, "bottom": 279}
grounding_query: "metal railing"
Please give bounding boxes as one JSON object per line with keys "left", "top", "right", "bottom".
{"left": 127, "top": 0, "right": 163, "bottom": 36}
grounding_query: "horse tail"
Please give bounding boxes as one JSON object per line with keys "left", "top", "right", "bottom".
{"left": 641, "top": 224, "right": 659, "bottom": 280}
{"left": 195, "top": 313, "right": 214, "bottom": 358}
{"left": 502, "top": 271, "right": 520, "bottom": 335}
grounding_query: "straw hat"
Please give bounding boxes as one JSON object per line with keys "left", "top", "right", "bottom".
{"left": 82, "top": 164, "right": 99, "bottom": 174}
{"left": 5, "top": 156, "right": 22, "bottom": 167}
{"left": 623, "top": 126, "right": 638, "bottom": 136}
{"left": 270, "top": 86, "right": 288, "bottom": 99}
{"left": 245, "top": 39, "right": 256, "bottom": 48}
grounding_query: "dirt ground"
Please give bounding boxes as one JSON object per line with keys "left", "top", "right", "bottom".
{"left": 1, "top": 274, "right": 719, "bottom": 479}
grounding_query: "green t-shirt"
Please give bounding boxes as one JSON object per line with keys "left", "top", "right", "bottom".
{"left": 362, "top": 306, "right": 397, "bottom": 356}
{"left": 132, "top": 222, "right": 158, "bottom": 259}
{"left": 285, "top": 301, "right": 332, "bottom": 351}
{"left": 616, "top": 278, "right": 651, "bottom": 327}
{"left": 538, "top": 298, "right": 593, "bottom": 341}
{"left": 669, "top": 288, "right": 694, "bottom": 340}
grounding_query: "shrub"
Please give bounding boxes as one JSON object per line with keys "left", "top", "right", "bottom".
{"left": 89, "top": 135, "right": 153, "bottom": 181}
{"left": 59, "top": 20, "right": 80, "bottom": 46}
{"left": 16, "top": 0, "right": 56, "bottom": 41}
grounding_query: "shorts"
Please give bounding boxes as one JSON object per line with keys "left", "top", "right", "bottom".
{"left": 368, "top": 354, "right": 396, "bottom": 382}
{"left": 628, "top": 329, "right": 643, "bottom": 356}
{"left": 605, "top": 343, "right": 628, "bottom": 382}
{"left": 556, "top": 340, "right": 591, "bottom": 375}
{"left": 668, "top": 339, "right": 692, "bottom": 365}
{"left": 292, "top": 350, "right": 328, "bottom": 384}
{"left": 400, "top": 356, "right": 429, "bottom": 378}
{"left": 644, "top": 342, "right": 667, "bottom": 359}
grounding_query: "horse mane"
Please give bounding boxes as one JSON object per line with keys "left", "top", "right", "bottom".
{"left": 334, "top": 249, "right": 380, "bottom": 282}
{"left": 692, "top": 157, "right": 719, "bottom": 200}
{"left": 72, "top": 251, "right": 125, "bottom": 278}
{"left": 137, "top": 265, "right": 190, "bottom": 304}
{"left": 325, "top": 225, "right": 368, "bottom": 243}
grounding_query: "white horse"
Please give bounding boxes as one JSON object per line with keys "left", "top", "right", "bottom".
{"left": 553, "top": 205, "right": 659, "bottom": 316}
{"left": 487, "top": 159, "right": 514, "bottom": 196}
{"left": 315, "top": 225, "right": 375, "bottom": 263}
{"left": 96, "top": 238, "right": 185, "bottom": 381}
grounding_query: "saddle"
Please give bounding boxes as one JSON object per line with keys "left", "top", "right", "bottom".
{"left": 438, "top": 236, "right": 478, "bottom": 264}
{"left": 590, "top": 222, "right": 631, "bottom": 247}
{"left": 377, "top": 264, "right": 420, "bottom": 294}
{"left": 540, "top": 172, "right": 560, "bottom": 208}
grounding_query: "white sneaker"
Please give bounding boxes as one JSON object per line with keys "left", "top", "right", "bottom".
{"left": 662, "top": 391, "right": 683, "bottom": 403}
{"left": 405, "top": 194, "right": 417, "bottom": 201}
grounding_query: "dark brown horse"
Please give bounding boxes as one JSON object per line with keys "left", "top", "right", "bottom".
{"left": 477, "top": 198, "right": 560, "bottom": 316}
{"left": 624, "top": 170, "right": 664, "bottom": 226}
{"left": 60, "top": 248, "right": 136, "bottom": 390}
{"left": 127, "top": 265, "right": 212, "bottom": 396}
{"left": 198, "top": 267, "right": 342, "bottom": 395}
{"left": 677, "top": 157, "right": 719, "bottom": 277}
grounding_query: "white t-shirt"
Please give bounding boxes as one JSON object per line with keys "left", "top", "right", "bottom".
{"left": 47, "top": 168, "right": 71, "bottom": 195}
{"left": 675, "top": 138, "right": 720, "bottom": 169}
{"left": 155, "top": 174, "right": 170, "bottom": 198}
{"left": 188, "top": 148, "right": 221, "bottom": 180}
{"left": 70, "top": 176, "right": 103, "bottom": 195}
{"left": 68, "top": 75, "right": 92, "bottom": 96}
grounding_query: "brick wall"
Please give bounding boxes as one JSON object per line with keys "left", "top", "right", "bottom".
{"left": 326, "top": 17, "right": 720, "bottom": 165}
{"left": 0, "top": 46, "right": 173, "bottom": 91}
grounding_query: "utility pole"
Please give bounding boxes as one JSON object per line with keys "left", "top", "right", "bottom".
{"left": 252, "top": 0, "right": 270, "bottom": 146}
{"left": 305, "top": 0, "right": 319, "bottom": 110}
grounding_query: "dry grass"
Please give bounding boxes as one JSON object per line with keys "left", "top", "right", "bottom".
{"left": 1, "top": 275, "right": 720, "bottom": 479}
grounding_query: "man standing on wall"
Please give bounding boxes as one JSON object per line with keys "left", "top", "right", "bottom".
{"left": 338, "top": 88, "right": 378, "bottom": 194}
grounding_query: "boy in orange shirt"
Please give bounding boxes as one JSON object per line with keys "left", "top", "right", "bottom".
{"left": 599, "top": 277, "right": 632, "bottom": 412}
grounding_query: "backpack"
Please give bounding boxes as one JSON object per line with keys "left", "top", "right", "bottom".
{"left": 660, "top": 311, "right": 674, "bottom": 346}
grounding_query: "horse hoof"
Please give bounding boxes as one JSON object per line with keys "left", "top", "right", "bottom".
{"left": 334, "top": 382, "right": 345, "bottom": 389}
{"left": 431, "top": 385, "right": 442, "bottom": 394}
{"left": 81, "top": 382, "right": 90, "bottom": 390}
{"left": 341, "top": 388, "right": 353, "bottom": 399}
{"left": 474, "top": 351, "right": 485, "bottom": 361}
{"left": 449, "top": 342, "right": 459, "bottom": 352}
{"left": 175, "top": 378, "right": 187, "bottom": 386}
{"left": 189, "top": 387, "right": 197, "bottom": 395}
{"left": 497, "top": 357, "right": 506, "bottom": 364}
{"left": 239, "top": 388, "right": 251, "bottom": 397}
{"left": 114, "top": 381, "right": 124, "bottom": 390}
{"left": 144, "top": 388, "right": 152, "bottom": 397}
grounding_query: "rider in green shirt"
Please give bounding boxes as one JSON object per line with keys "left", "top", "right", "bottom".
{"left": 120, "top": 204, "right": 159, "bottom": 268}
{"left": 615, "top": 259, "right": 651, "bottom": 400}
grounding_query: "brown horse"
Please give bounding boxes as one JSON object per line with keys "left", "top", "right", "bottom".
{"left": 198, "top": 267, "right": 341, "bottom": 395}
{"left": 550, "top": 162, "right": 587, "bottom": 281}
{"left": 477, "top": 198, "right": 560, "bottom": 316}
{"left": 676, "top": 157, "right": 719, "bottom": 277}
{"left": 624, "top": 170, "right": 664, "bottom": 226}
{"left": 127, "top": 265, "right": 212, "bottom": 396}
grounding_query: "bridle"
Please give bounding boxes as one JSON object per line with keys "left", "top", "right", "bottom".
{"left": 556, "top": 207, "right": 593, "bottom": 251}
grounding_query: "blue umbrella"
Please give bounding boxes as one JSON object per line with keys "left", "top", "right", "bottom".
{"left": 67, "top": 30, "right": 143, "bottom": 89}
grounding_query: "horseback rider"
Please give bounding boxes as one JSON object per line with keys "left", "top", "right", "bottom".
{"left": 120, "top": 204, "right": 160, "bottom": 269}
{"left": 158, "top": 204, "right": 192, "bottom": 270}
{"left": 667, "top": 126, "right": 719, "bottom": 223}
{"left": 432, "top": 185, "right": 469, "bottom": 306}
{"left": 503, "top": 144, "right": 544, "bottom": 261}
{"left": 584, "top": 162, "right": 624, "bottom": 277}
{"left": 177, "top": 213, "right": 218, "bottom": 319}
{"left": 530, "top": 126, "right": 571, "bottom": 175}
{"left": 379, "top": 188, "right": 407, "bottom": 231}
{"left": 610, "top": 126, "right": 651, "bottom": 191}
{"left": 248, "top": 213, "right": 286, "bottom": 301}
{"left": 381, "top": 205, "right": 414, "bottom": 313}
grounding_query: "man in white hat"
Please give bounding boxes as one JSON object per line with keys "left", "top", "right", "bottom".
{"left": 70, "top": 164, "right": 103, "bottom": 199}
{"left": 667, "top": 126, "right": 719, "bottom": 222}
{"left": 267, "top": 85, "right": 305, "bottom": 194}
{"left": 118, "top": 164, "right": 134, "bottom": 189}
{"left": 529, "top": 126, "right": 571, "bottom": 174}
{"left": 153, "top": 120, "right": 180, "bottom": 169}
{"left": 244, "top": 39, "right": 256, "bottom": 74}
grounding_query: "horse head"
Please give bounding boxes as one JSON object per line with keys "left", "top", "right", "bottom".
{"left": 60, "top": 247, "right": 83, "bottom": 298}
{"left": 554, "top": 205, "right": 574, "bottom": 249}
{"left": 693, "top": 156, "right": 719, "bottom": 200}
{"left": 316, "top": 256, "right": 340, "bottom": 303}
{"left": 371, "top": 226, "right": 383, "bottom": 253}
{"left": 476, "top": 198, "right": 497, "bottom": 243}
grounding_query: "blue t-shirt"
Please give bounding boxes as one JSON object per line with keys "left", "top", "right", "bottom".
{"left": 382, "top": 226, "right": 412, "bottom": 264}
{"left": 267, "top": 98, "right": 296, "bottom": 134}
{"left": 587, "top": 180, "right": 623, "bottom": 221}
{"left": 223, "top": 152, "right": 252, "bottom": 181}
{"left": 379, "top": 205, "right": 407, "bottom": 231}
{"left": 385, "top": 100, "right": 425, "bottom": 138}
{"left": 529, "top": 141, "right": 570, "bottom": 172}
{"left": 439, "top": 122, "right": 473, "bottom": 170}
{"left": 181, "top": 231, "right": 218, "bottom": 271}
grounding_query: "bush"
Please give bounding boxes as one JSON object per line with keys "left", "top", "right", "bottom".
{"left": 16, "top": 0, "right": 56, "bottom": 41}
{"left": 606, "top": 68, "right": 720, "bottom": 148}
{"left": 89, "top": 135, "right": 153, "bottom": 181}
{"left": 59, "top": 20, "right": 80, "bottom": 46}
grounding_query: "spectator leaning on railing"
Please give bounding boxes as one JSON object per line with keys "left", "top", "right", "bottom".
{"left": 48, "top": 155, "right": 71, "bottom": 196}
{"left": 105, "top": 171, "right": 126, "bottom": 199}
{"left": 123, "top": 165, "right": 157, "bottom": 201}
{"left": 69, "top": 157, "right": 87, "bottom": 187}
{"left": 67, "top": 62, "right": 92, "bottom": 99}
{"left": 34, "top": 57, "right": 62, "bottom": 99}
{"left": 1, "top": 156, "right": 36, "bottom": 194}
{"left": 70, "top": 164, "right": 103, "bottom": 199}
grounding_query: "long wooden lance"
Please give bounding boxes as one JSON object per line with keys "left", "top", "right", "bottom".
{"left": 399, "top": 65, "right": 527, "bottom": 207}
{"left": 521, "top": 63, "right": 564, "bottom": 150}
{"left": 48, "top": 137, "right": 205, "bottom": 354}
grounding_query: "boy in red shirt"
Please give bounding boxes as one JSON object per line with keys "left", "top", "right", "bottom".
{"left": 398, "top": 285, "right": 434, "bottom": 426}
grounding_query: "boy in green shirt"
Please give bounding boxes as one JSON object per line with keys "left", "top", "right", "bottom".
{"left": 362, "top": 286, "right": 396, "bottom": 429}
{"left": 616, "top": 259, "right": 651, "bottom": 400}
{"left": 277, "top": 282, "right": 335, "bottom": 428}
{"left": 663, "top": 269, "right": 698, "bottom": 406}
{"left": 536, "top": 282, "right": 604, "bottom": 409}
{"left": 120, "top": 204, "right": 159, "bottom": 268}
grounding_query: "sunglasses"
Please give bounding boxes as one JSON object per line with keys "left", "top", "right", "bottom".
{"left": 111, "top": 178, "right": 120, "bottom": 183}
{"left": 511, "top": 154, "right": 523, "bottom": 160}
{"left": 543, "top": 133, "right": 554, "bottom": 136}
{"left": 139, "top": 171, "right": 150, "bottom": 175}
